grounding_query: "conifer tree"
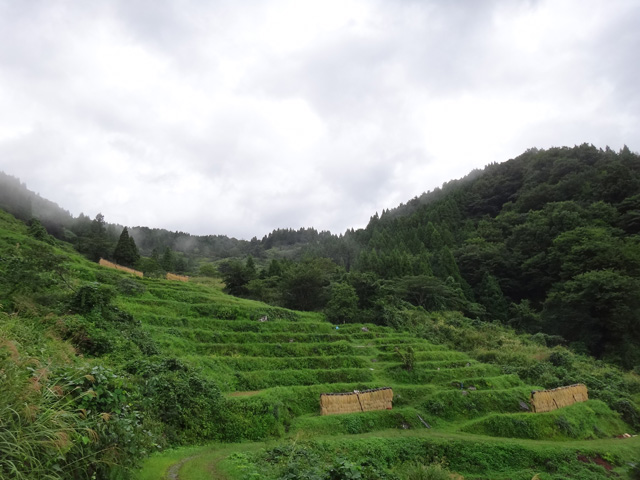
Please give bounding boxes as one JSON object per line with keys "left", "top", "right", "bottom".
{"left": 113, "top": 227, "right": 140, "bottom": 267}
{"left": 477, "top": 272, "right": 509, "bottom": 322}
{"left": 160, "top": 247, "right": 175, "bottom": 272}
{"left": 87, "top": 213, "right": 111, "bottom": 262}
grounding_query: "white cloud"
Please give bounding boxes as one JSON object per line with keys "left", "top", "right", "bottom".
{"left": 0, "top": 0, "right": 638, "bottom": 239}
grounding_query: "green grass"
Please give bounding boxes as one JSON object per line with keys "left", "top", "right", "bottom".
{"left": 112, "top": 269, "right": 640, "bottom": 478}
{"left": 133, "top": 445, "right": 215, "bottom": 480}
{"left": 116, "top": 275, "right": 640, "bottom": 478}
{"left": 3, "top": 206, "right": 637, "bottom": 479}
{"left": 460, "top": 400, "right": 628, "bottom": 440}
{"left": 137, "top": 431, "right": 640, "bottom": 480}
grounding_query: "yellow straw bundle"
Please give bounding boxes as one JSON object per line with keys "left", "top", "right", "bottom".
{"left": 166, "top": 272, "right": 189, "bottom": 282}
{"left": 99, "top": 258, "right": 143, "bottom": 277}
{"left": 530, "top": 384, "right": 588, "bottom": 413}
{"left": 320, "top": 387, "right": 393, "bottom": 415}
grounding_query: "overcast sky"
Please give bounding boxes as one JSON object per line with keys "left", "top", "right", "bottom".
{"left": 0, "top": 0, "right": 638, "bottom": 239}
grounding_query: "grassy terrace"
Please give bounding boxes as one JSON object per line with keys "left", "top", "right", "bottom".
{"left": 121, "top": 276, "right": 640, "bottom": 479}
{"left": 2, "top": 207, "right": 638, "bottom": 479}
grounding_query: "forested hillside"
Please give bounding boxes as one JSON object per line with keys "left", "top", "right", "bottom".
{"left": 3, "top": 144, "right": 640, "bottom": 369}
{"left": 2, "top": 206, "right": 639, "bottom": 479}
{"left": 351, "top": 144, "right": 640, "bottom": 367}
{"left": 217, "top": 144, "right": 640, "bottom": 370}
{"left": 2, "top": 144, "right": 640, "bottom": 479}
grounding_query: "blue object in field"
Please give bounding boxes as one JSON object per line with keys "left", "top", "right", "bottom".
{"left": 336, "top": 326, "right": 339, "bottom": 329}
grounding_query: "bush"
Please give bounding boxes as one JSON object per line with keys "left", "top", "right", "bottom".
{"left": 117, "top": 277, "right": 147, "bottom": 296}
{"left": 612, "top": 399, "right": 640, "bottom": 431}
{"left": 0, "top": 341, "right": 155, "bottom": 480}
{"left": 399, "top": 462, "right": 452, "bottom": 480}
{"left": 199, "top": 263, "right": 218, "bottom": 277}
{"left": 129, "top": 357, "right": 226, "bottom": 444}
{"left": 69, "top": 283, "right": 116, "bottom": 314}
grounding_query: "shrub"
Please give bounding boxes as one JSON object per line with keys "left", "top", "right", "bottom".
{"left": 612, "top": 399, "right": 640, "bottom": 431}
{"left": 129, "top": 357, "right": 226, "bottom": 444}
{"left": 69, "top": 283, "right": 116, "bottom": 314}
{"left": 400, "top": 462, "right": 452, "bottom": 480}
{"left": 117, "top": 277, "right": 147, "bottom": 296}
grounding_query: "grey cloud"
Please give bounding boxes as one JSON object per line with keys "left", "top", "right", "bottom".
{"left": 1, "top": 0, "right": 639, "bottom": 239}
{"left": 592, "top": 5, "right": 640, "bottom": 111}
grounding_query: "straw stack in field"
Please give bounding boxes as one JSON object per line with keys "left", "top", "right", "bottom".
{"left": 166, "top": 272, "right": 189, "bottom": 282}
{"left": 320, "top": 392, "right": 362, "bottom": 415}
{"left": 99, "top": 258, "right": 144, "bottom": 277}
{"left": 360, "top": 387, "right": 394, "bottom": 411}
{"left": 530, "top": 384, "right": 588, "bottom": 413}
{"left": 320, "top": 387, "right": 393, "bottom": 415}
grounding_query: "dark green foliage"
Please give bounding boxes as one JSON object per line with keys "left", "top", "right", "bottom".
{"left": 387, "top": 275, "right": 474, "bottom": 314}
{"left": 63, "top": 283, "right": 159, "bottom": 357}
{"left": 113, "top": 227, "right": 140, "bottom": 267}
{"left": 70, "top": 283, "right": 116, "bottom": 314}
{"left": 160, "top": 246, "right": 175, "bottom": 271}
{"left": 129, "top": 357, "right": 224, "bottom": 444}
{"left": 396, "top": 345, "right": 415, "bottom": 371}
{"left": 325, "top": 282, "right": 359, "bottom": 323}
{"left": 612, "top": 399, "right": 640, "bottom": 431}
{"left": 219, "top": 257, "right": 257, "bottom": 296}
{"left": 346, "top": 272, "right": 381, "bottom": 310}
{"left": 117, "top": 277, "right": 147, "bottom": 296}
{"left": 0, "top": 241, "right": 68, "bottom": 300}
{"left": 345, "top": 145, "right": 640, "bottom": 367}
{"left": 198, "top": 262, "right": 218, "bottom": 277}
{"left": 281, "top": 257, "right": 336, "bottom": 310}
{"left": 80, "top": 213, "right": 113, "bottom": 262}
{"left": 328, "top": 458, "right": 363, "bottom": 480}
{"left": 27, "top": 218, "right": 54, "bottom": 244}
{"left": 508, "top": 299, "right": 542, "bottom": 331}
{"left": 476, "top": 272, "right": 509, "bottom": 322}
{"left": 543, "top": 269, "right": 640, "bottom": 367}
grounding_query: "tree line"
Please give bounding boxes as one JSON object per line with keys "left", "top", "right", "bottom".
{"left": 219, "top": 145, "right": 640, "bottom": 369}
{"left": 3, "top": 144, "right": 640, "bottom": 368}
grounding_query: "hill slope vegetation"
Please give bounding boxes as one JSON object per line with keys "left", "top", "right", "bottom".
{"left": 1, "top": 204, "right": 640, "bottom": 479}
{"left": 2, "top": 144, "right": 640, "bottom": 478}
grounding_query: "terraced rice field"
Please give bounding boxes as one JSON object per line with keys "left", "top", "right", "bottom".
{"left": 127, "top": 278, "right": 639, "bottom": 479}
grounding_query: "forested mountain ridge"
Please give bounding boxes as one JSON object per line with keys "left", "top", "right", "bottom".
{"left": 222, "top": 144, "right": 640, "bottom": 369}
{"left": 2, "top": 144, "right": 640, "bottom": 368}
{"left": 347, "top": 144, "right": 640, "bottom": 367}
{"left": 0, "top": 171, "right": 330, "bottom": 264}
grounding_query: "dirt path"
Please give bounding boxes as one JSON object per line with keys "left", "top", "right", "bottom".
{"left": 205, "top": 452, "right": 232, "bottom": 480}
{"left": 166, "top": 456, "right": 197, "bottom": 480}
{"left": 166, "top": 454, "right": 230, "bottom": 480}
{"left": 162, "top": 442, "right": 265, "bottom": 480}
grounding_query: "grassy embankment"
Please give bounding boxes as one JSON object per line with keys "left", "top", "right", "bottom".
{"left": 123, "top": 275, "right": 640, "bottom": 479}
{"left": 1, "top": 207, "right": 638, "bottom": 479}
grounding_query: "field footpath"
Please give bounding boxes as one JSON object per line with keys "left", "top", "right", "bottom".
{"left": 138, "top": 429, "right": 640, "bottom": 479}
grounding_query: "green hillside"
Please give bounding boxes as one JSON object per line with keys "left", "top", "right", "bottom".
{"left": 2, "top": 144, "right": 640, "bottom": 479}
{"left": 3, "top": 145, "right": 640, "bottom": 374}
{"left": 2, "top": 201, "right": 640, "bottom": 479}
{"left": 121, "top": 275, "right": 638, "bottom": 479}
